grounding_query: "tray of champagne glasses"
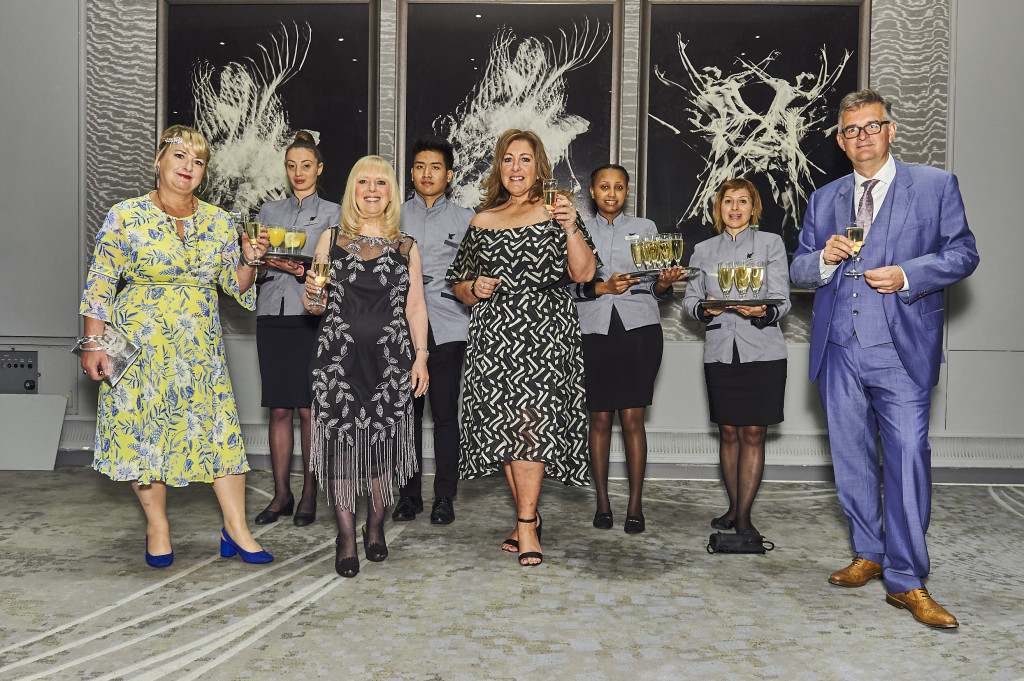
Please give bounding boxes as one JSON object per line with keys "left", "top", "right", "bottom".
{"left": 699, "top": 298, "right": 785, "bottom": 308}
{"left": 625, "top": 232, "right": 696, "bottom": 279}
{"left": 624, "top": 267, "right": 700, "bottom": 279}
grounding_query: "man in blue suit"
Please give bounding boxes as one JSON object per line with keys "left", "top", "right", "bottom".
{"left": 791, "top": 89, "right": 979, "bottom": 629}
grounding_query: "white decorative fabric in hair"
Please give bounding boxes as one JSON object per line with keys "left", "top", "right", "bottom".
{"left": 163, "top": 136, "right": 185, "bottom": 146}
{"left": 306, "top": 130, "right": 321, "bottom": 145}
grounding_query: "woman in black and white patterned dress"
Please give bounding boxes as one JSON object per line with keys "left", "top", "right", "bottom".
{"left": 303, "top": 156, "right": 429, "bottom": 578}
{"left": 447, "top": 130, "right": 599, "bottom": 566}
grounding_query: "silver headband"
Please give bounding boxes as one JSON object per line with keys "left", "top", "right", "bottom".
{"left": 162, "top": 136, "right": 184, "bottom": 146}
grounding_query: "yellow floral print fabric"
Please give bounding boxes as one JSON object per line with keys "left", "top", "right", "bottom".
{"left": 80, "top": 196, "right": 255, "bottom": 486}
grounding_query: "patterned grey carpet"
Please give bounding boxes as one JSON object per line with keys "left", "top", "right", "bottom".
{"left": 1, "top": 468, "right": 1022, "bottom": 680}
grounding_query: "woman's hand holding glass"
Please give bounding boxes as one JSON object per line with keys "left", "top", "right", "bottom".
{"left": 548, "top": 190, "right": 578, "bottom": 232}
{"left": 242, "top": 224, "right": 269, "bottom": 265}
{"left": 305, "top": 253, "right": 330, "bottom": 309}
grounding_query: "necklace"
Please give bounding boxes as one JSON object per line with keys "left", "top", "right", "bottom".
{"left": 151, "top": 191, "right": 197, "bottom": 221}
{"left": 355, "top": 233, "right": 393, "bottom": 246}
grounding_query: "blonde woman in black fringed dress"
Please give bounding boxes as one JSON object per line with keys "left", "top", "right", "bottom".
{"left": 302, "top": 156, "right": 429, "bottom": 578}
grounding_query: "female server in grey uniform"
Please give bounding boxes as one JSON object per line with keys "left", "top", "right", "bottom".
{"left": 253, "top": 131, "right": 341, "bottom": 527}
{"left": 572, "top": 164, "right": 684, "bottom": 534}
{"left": 682, "top": 178, "right": 790, "bottom": 537}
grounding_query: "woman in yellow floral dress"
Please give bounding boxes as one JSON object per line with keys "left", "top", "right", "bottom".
{"left": 79, "top": 125, "right": 273, "bottom": 567}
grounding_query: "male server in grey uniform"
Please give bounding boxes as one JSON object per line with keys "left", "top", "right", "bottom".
{"left": 392, "top": 136, "right": 475, "bottom": 524}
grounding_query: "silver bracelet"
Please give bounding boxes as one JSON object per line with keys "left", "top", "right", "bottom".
{"left": 78, "top": 345, "right": 107, "bottom": 352}
{"left": 77, "top": 335, "right": 104, "bottom": 345}
{"left": 565, "top": 225, "right": 580, "bottom": 238}
{"left": 415, "top": 347, "right": 429, "bottom": 356}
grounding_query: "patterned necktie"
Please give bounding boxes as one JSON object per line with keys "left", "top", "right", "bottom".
{"left": 858, "top": 179, "right": 880, "bottom": 237}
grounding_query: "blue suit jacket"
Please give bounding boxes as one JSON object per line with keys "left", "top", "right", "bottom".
{"left": 790, "top": 158, "right": 979, "bottom": 389}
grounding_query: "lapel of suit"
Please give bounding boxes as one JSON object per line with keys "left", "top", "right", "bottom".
{"left": 832, "top": 174, "right": 856, "bottom": 240}
{"left": 884, "top": 159, "right": 914, "bottom": 262}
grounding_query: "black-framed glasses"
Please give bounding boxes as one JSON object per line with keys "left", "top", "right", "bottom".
{"left": 840, "top": 121, "right": 891, "bottom": 139}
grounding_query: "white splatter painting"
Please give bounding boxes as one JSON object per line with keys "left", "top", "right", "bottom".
{"left": 652, "top": 38, "right": 850, "bottom": 232}
{"left": 191, "top": 22, "right": 313, "bottom": 214}
{"left": 435, "top": 20, "right": 611, "bottom": 211}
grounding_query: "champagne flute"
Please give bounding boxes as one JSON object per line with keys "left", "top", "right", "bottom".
{"left": 670, "top": 234, "right": 685, "bottom": 267}
{"left": 718, "top": 261, "right": 735, "bottom": 300}
{"left": 630, "top": 239, "right": 645, "bottom": 272}
{"left": 643, "top": 236, "right": 659, "bottom": 270}
{"left": 734, "top": 260, "right": 752, "bottom": 300}
{"left": 657, "top": 235, "right": 672, "bottom": 270}
{"left": 843, "top": 221, "right": 866, "bottom": 278}
{"left": 310, "top": 253, "right": 330, "bottom": 308}
{"left": 749, "top": 259, "right": 766, "bottom": 298}
{"left": 243, "top": 218, "right": 265, "bottom": 266}
{"left": 542, "top": 179, "right": 558, "bottom": 227}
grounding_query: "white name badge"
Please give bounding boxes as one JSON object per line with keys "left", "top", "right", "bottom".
{"left": 625, "top": 233, "right": 640, "bottom": 241}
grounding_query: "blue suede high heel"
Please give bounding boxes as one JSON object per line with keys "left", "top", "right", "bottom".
{"left": 220, "top": 528, "right": 274, "bottom": 564}
{"left": 145, "top": 538, "right": 174, "bottom": 568}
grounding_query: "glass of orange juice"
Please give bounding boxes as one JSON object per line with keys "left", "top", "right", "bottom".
{"left": 266, "top": 225, "right": 287, "bottom": 253}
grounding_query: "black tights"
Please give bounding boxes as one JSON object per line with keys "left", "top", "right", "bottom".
{"left": 589, "top": 407, "right": 647, "bottom": 518}
{"left": 332, "top": 476, "right": 388, "bottom": 561}
{"left": 717, "top": 424, "right": 767, "bottom": 531}
{"left": 267, "top": 407, "right": 317, "bottom": 515}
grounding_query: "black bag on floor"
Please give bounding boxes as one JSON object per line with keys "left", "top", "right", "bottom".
{"left": 706, "top": 531, "right": 774, "bottom": 554}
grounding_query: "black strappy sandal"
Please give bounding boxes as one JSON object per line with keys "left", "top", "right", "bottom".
{"left": 517, "top": 516, "right": 543, "bottom": 567}
{"left": 502, "top": 511, "right": 542, "bottom": 553}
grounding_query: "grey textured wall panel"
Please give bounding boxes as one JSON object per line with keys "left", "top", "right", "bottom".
{"left": 871, "top": 0, "right": 949, "bottom": 168}
{"left": 85, "top": 0, "right": 157, "bottom": 247}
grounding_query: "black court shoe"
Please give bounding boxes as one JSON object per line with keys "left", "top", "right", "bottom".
{"left": 593, "top": 511, "right": 613, "bottom": 530}
{"left": 624, "top": 514, "right": 646, "bottom": 534}
{"left": 254, "top": 494, "right": 294, "bottom": 525}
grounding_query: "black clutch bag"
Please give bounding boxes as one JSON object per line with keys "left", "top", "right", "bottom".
{"left": 706, "top": 531, "right": 774, "bottom": 555}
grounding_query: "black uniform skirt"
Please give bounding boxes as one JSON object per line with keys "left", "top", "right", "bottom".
{"left": 704, "top": 344, "right": 786, "bottom": 425}
{"left": 582, "top": 308, "right": 663, "bottom": 412}
{"left": 256, "top": 315, "right": 320, "bottom": 408}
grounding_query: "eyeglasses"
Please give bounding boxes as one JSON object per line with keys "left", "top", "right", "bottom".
{"left": 839, "top": 121, "right": 891, "bottom": 139}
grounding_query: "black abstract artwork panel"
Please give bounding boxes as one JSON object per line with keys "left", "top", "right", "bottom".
{"left": 644, "top": 3, "right": 861, "bottom": 254}
{"left": 405, "top": 3, "right": 615, "bottom": 214}
{"left": 166, "top": 3, "right": 371, "bottom": 212}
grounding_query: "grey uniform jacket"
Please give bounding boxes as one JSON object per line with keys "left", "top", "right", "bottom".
{"left": 682, "top": 227, "right": 791, "bottom": 364}
{"left": 399, "top": 193, "right": 475, "bottom": 345}
{"left": 571, "top": 214, "right": 669, "bottom": 334}
{"left": 256, "top": 193, "right": 341, "bottom": 317}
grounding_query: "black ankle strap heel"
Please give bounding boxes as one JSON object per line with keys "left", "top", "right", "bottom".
{"left": 516, "top": 517, "right": 543, "bottom": 567}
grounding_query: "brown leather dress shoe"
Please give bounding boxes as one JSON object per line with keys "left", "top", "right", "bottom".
{"left": 828, "top": 558, "right": 883, "bottom": 587}
{"left": 886, "top": 588, "right": 959, "bottom": 628}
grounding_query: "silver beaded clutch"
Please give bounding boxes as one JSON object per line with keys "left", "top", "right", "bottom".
{"left": 71, "top": 323, "right": 141, "bottom": 387}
